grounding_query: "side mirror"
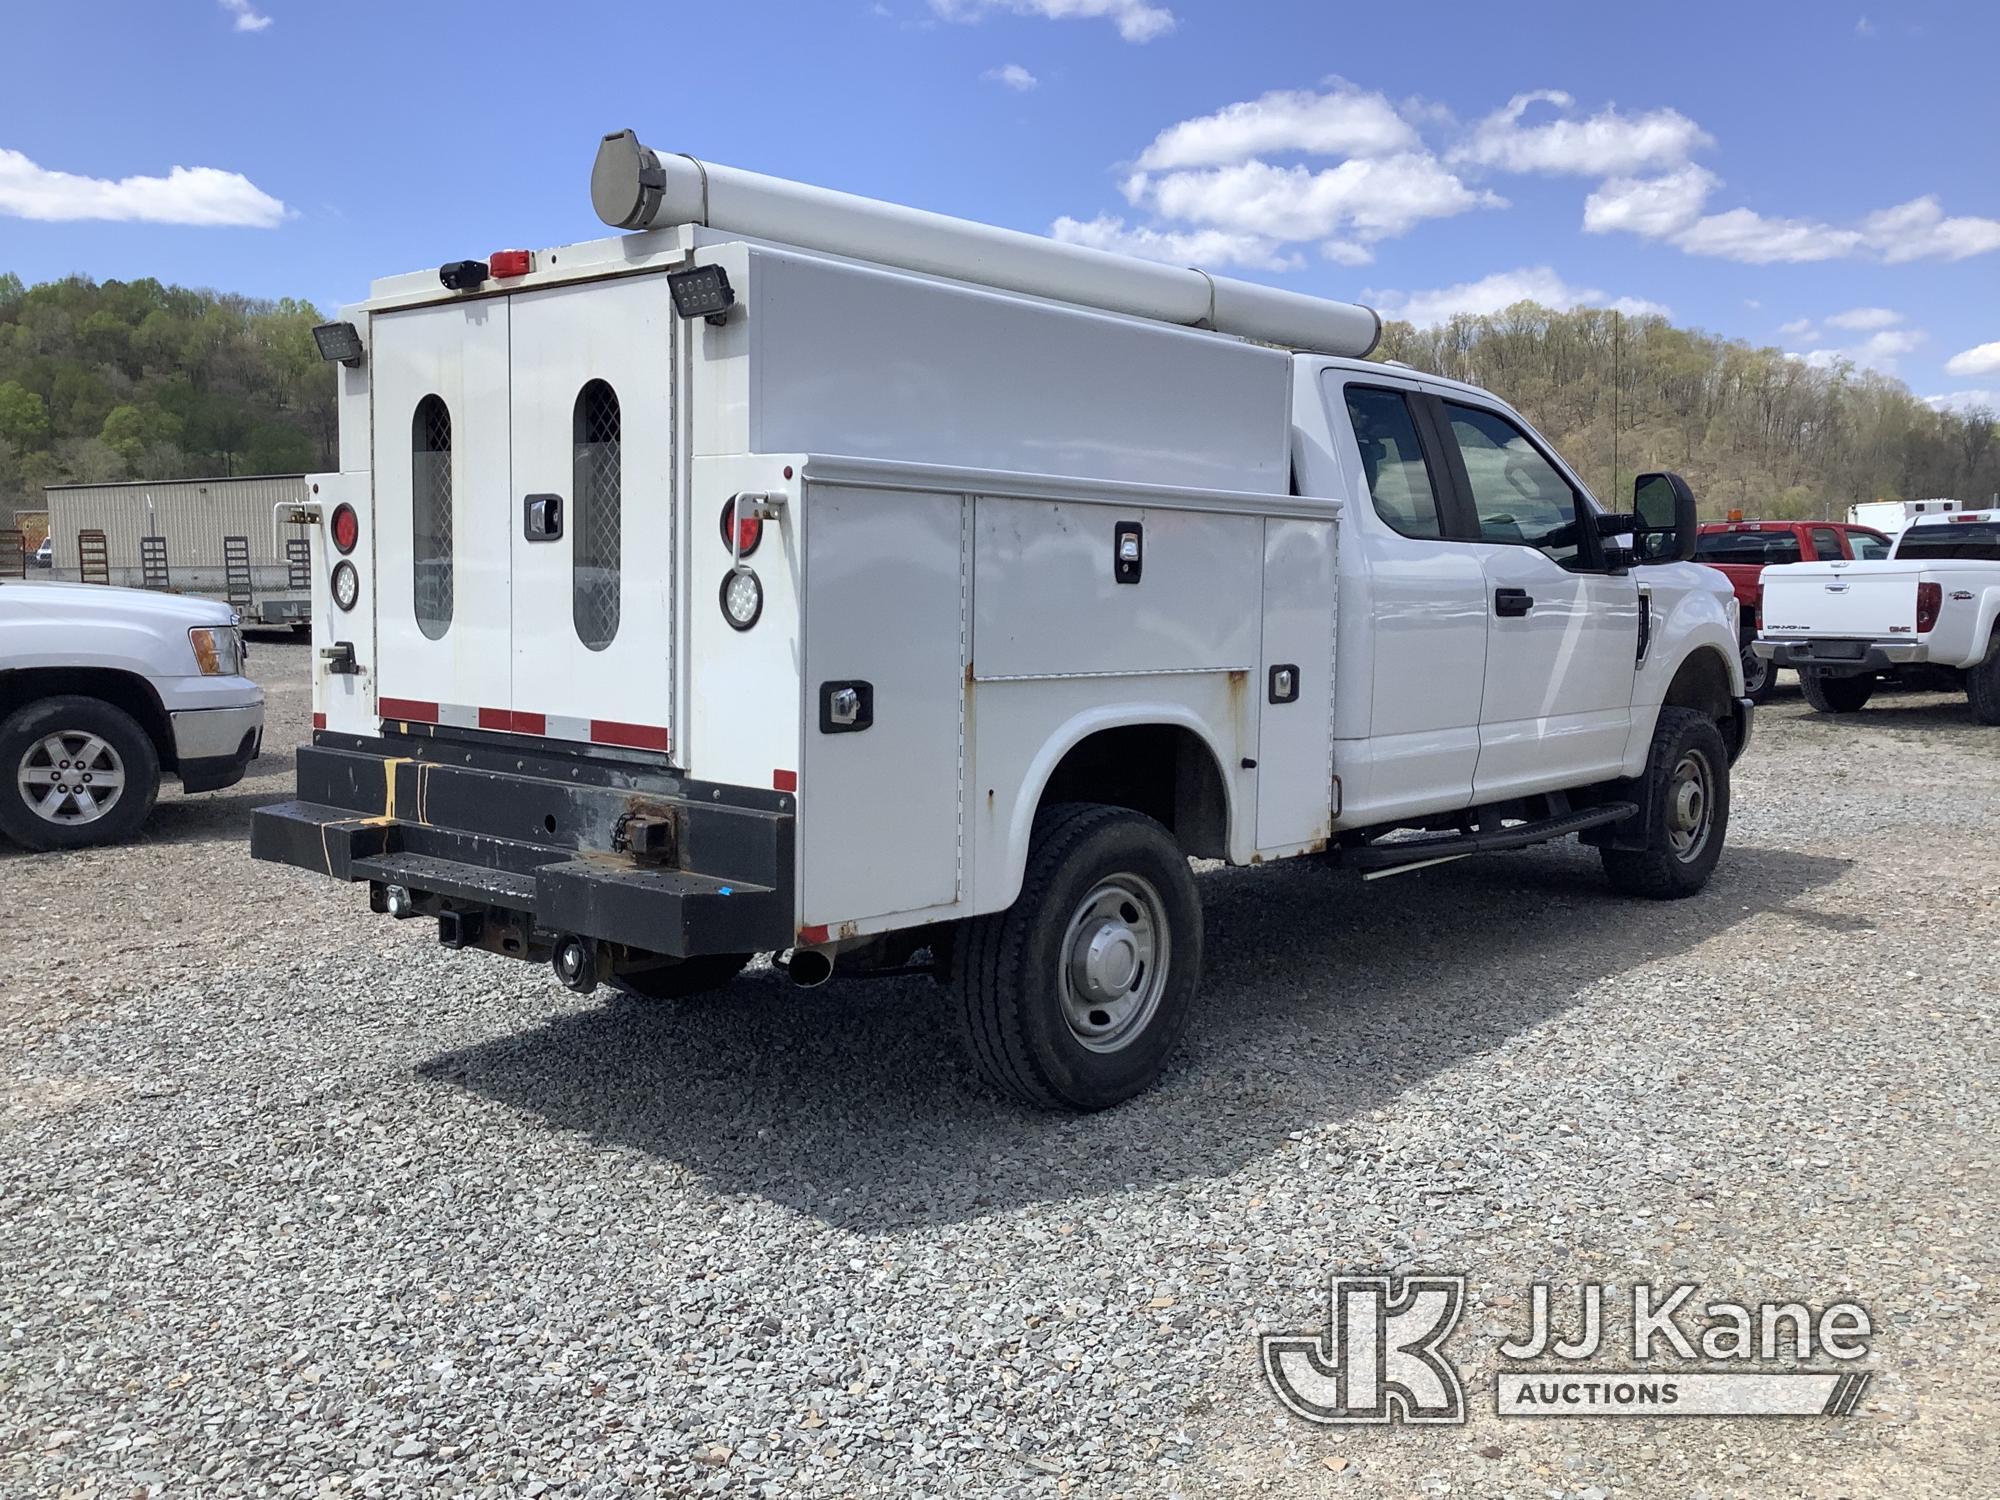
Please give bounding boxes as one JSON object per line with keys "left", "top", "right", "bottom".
{"left": 1631, "top": 472, "right": 1699, "bottom": 564}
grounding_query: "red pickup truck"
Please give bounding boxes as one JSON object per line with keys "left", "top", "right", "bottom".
{"left": 1694, "top": 520, "right": 1894, "bottom": 700}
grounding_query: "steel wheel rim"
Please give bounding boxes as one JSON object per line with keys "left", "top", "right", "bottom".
{"left": 1741, "top": 644, "right": 1769, "bottom": 694}
{"left": 16, "top": 731, "right": 126, "bottom": 827}
{"left": 1059, "top": 874, "right": 1170, "bottom": 1054}
{"left": 1665, "top": 747, "right": 1714, "bottom": 862}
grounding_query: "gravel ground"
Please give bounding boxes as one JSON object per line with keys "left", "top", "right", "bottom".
{"left": 2, "top": 641, "right": 1994, "bottom": 1499}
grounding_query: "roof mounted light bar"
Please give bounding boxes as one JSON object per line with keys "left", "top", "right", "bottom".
{"left": 589, "top": 129, "right": 1382, "bottom": 360}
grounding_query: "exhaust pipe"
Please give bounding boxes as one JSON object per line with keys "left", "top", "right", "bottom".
{"left": 785, "top": 948, "right": 835, "bottom": 988}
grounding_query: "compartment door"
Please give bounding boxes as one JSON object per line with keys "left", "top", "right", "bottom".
{"left": 370, "top": 298, "right": 512, "bottom": 724}
{"left": 506, "top": 277, "right": 678, "bottom": 751}
{"left": 1256, "top": 515, "right": 1337, "bottom": 851}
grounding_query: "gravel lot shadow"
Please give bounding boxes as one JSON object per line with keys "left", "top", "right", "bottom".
{"left": 417, "top": 840, "right": 1847, "bottom": 1230}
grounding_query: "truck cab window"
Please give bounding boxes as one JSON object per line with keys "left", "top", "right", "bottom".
{"left": 412, "top": 395, "right": 454, "bottom": 639}
{"left": 572, "top": 379, "right": 622, "bottom": 651}
{"left": 1852, "top": 531, "right": 1890, "bottom": 560}
{"left": 1343, "top": 386, "right": 1443, "bottom": 539}
{"left": 1810, "top": 527, "right": 1844, "bottom": 560}
{"left": 1444, "top": 402, "right": 1586, "bottom": 567}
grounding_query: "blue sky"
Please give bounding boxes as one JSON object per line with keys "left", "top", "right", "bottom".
{"left": 4, "top": 0, "right": 1998, "bottom": 405}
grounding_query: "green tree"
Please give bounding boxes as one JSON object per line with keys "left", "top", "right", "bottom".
{"left": 0, "top": 381, "right": 50, "bottom": 451}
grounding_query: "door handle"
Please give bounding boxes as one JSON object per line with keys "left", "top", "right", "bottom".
{"left": 1494, "top": 587, "right": 1534, "bottom": 617}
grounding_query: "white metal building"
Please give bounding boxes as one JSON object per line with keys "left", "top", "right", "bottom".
{"left": 43, "top": 474, "right": 310, "bottom": 598}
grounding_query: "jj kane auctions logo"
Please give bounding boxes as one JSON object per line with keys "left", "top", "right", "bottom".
{"left": 1263, "top": 1275, "right": 1875, "bottom": 1423}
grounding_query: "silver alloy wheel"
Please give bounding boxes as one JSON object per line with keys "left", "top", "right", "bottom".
{"left": 16, "top": 731, "right": 126, "bottom": 827}
{"left": 1059, "top": 873, "right": 1170, "bottom": 1053}
{"left": 1665, "top": 746, "right": 1714, "bottom": 862}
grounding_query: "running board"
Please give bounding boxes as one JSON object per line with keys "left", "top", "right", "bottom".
{"left": 1348, "top": 802, "right": 1638, "bottom": 880}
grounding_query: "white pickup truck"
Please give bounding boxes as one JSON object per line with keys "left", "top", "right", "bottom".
{"left": 0, "top": 581, "right": 265, "bottom": 850}
{"left": 251, "top": 132, "right": 1751, "bottom": 1110}
{"left": 1756, "top": 510, "right": 2000, "bottom": 721}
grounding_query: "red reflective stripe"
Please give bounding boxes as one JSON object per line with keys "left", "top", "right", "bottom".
{"left": 478, "top": 707, "right": 550, "bottom": 735}
{"left": 591, "top": 718, "right": 670, "bottom": 751}
{"left": 511, "top": 710, "right": 547, "bottom": 736}
{"left": 379, "top": 696, "right": 438, "bottom": 722}
{"left": 311, "top": 712, "right": 326, "bottom": 730}
{"left": 798, "top": 924, "right": 830, "bottom": 945}
{"left": 477, "top": 706, "right": 510, "bottom": 731}
{"left": 773, "top": 769, "right": 797, "bottom": 792}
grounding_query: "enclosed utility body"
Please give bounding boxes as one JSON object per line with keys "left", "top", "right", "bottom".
{"left": 255, "top": 136, "right": 1749, "bottom": 1109}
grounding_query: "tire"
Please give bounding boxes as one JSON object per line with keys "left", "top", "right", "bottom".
{"left": 0, "top": 696, "right": 160, "bottom": 852}
{"left": 612, "top": 952, "right": 752, "bottom": 1001}
{"left": 1739, "top": 635, "right": 1776, "bottom": 704}
{"left": 1967, "top": 631, "right": 2000, "bottom": 726}
{"left": 1600, "top": 707, "right": 1730, "bottom": 900}
{"left": 1800, "top": 670, "right": 1876, "bottom": 714}
{"left": 951, "top": 803, "right": 1203, "bottom": 1111}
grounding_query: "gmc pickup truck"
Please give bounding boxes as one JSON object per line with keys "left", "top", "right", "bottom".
{"left": 1754, "top": 510, "right": 2000, "bottom": 721}
{"left": 1695, "top": 520, "right": 1892, "bottom": 702}
{"left": 0, "top": 581, "right": 265, "bottom": 849}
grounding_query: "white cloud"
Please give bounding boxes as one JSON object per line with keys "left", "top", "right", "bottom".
{"left": 1826, "top": 306, "right": 1902, "bottom": 330}
{"left": 1860, "top": 196, "right": 2000, "bottom": 262}
{"left": 1453, "top": 90, "right": 1712, "bottom": 176}
{"left": 1133, "top": 154, "right": 1501, "bottom": 246}
{"left": 1049, "top": 214, "right": 1298, "bottom": 271}
{"left": 1776, "top": 317, "right": 1819, "bottom": 342}
{"left": 930, "top": 0, "right": 1173, "bottom": 42}
{"left": 1945, "top": 341, "right": 2000, "bottom": 378}
{"left": 1367, "top": 266, "right": 1669, "bottom": 327}
{"left": 1923, "top": 390, "right": 2000, "bottom": 413}
{"left": 0, "top": 147, "right": 288, "bottom": 226}
{"left": 1673, "top": 207, "right": 1864, "bottom": 263}
{"left": 1582, "top": 164, "right": 1717, "bottom": 237}
{"left": 1796, "top": 327, "right": 1924, "bottom": 375}
{"left": 218, "top": 0, "right": 272, "bottom": 31}
{"left": 1856, "top": 15, "right": 1877, "bottom": 36}
{"left": 1133, "top": 86, "right": 1418, "bottom": 171}
{"left": 985, "top": 62, "right": 1038, "bottom": 90}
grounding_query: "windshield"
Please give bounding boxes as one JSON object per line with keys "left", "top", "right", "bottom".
{"left": 1695, "top": 531, "right": 1800, "bottom": 565}
{"left": 1894, "top": 521, "right": 2000, "bottom": 562}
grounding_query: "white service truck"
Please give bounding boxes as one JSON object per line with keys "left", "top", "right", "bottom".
{"left": 1756, "top": 509, "right": 2000, "bottom": 720}
{"left": 251, "top": 131, "right": 1751, "bottom": 1109}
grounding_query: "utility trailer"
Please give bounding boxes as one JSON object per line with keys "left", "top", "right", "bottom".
{"left": 253, "top": 132, "right": 1751, "bottom": 1110}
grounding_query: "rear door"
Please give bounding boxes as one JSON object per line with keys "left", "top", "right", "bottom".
{"left": 370, "top": 298, "right": 513, "bottom": 724}
{"left": 506, "top": 278, "right": 678, "bottom": 751}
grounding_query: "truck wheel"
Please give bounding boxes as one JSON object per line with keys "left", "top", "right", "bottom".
{"left": 1800, "top": 670, "right": 1876, "bottom": 714}
{"left": 1600, "top": 707, "right": 1729, "bottom": 900}
{"left": 612, "top": 952, "right": 751, "bottom": 1001}
{"left": 0, "top": 696, "right": 160, "bottom": 853}
{"left": 1739, "top": 637, "right": 1775, "bottom": 704}
{"left": 952, "top": 803, "right": 1202, "bottom": 1111}
{"left": 1967, "top": 631, "right": 2000, "bottom": 725}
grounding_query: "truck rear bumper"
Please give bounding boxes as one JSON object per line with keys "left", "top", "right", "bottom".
{"left": 1753, "top": 638, "right": 1927, "bottom": 676}
{"left": 249, "top": 733, "right": 795, "bottom": 961}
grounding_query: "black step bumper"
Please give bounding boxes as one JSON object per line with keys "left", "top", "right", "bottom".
{"left": 250, "top": 732, "right": 795, "bottom": 959}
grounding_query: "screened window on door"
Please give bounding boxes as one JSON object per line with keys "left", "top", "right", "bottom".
{"left": 1445, "top": 402, "right": 1585, "bottom": 567}
{"left": 572, "top": 380, "right": 623, "bottom": 651}
{"left": 412, "top": 395, "right": 454, "bottom": 639}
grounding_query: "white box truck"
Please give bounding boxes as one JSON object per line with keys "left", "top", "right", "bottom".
{"left": 252, "top": 131, "right": 1752, "bottom": 1109}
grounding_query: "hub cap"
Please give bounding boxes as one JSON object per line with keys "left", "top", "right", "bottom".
{"left": 16, "top": 732, "right": 125, "bottom": 827}
{"left": 1666, "top": 747, "right": 1714, "bottom": 862}
{"left": 1059, "top": 875, "right": 1170, "bottom": 1053}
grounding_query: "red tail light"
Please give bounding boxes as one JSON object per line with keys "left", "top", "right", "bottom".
{"left": 1916, "top": 582, "right": 1942, "bottom": 634}
{"left": 330, "top": 503, "right": 359, "bottom": 554}
{"left": 489, "top": 249, "right": 532, "bottom": 278}
{"left": 720, "top": 498, "right": 763, "bottom": 557}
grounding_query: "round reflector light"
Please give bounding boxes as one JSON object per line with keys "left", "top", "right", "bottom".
{"left": 720, "top": 498, "right": 763, "bottom": 557}
{"left": 720, "top": 568, "right": 763, "bottom": 631}
{"left": 331, "top": 560, "right": 360, "bottom": 612}
{"left": 330, "top": 502, "right": 359, "bottom": 554}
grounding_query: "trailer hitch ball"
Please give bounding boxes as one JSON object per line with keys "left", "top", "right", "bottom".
{"left": 552, "top": 935, "right": 599, "bottom": 995}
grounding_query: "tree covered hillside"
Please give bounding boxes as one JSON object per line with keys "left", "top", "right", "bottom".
{"left": 1378, "top": 305, "right": 1998, "bottom": 519}
{"left": 0, "top": 271, "right": 1993, "bottom": 522}
{"left": 0, "top": 272, "right": 332, "bottom": 515}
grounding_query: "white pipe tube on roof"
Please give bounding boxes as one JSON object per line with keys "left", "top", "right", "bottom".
{"left": 590, "top": 130, "right": 1381, "bottom": 359}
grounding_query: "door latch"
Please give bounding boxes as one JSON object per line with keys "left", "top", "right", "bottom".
{"left": 319, "top": 641, "right": 358, "bottom": 675}
{"left": 1114, "top": 521, "right": 1143, "bottom": 584}
{"left": 524, "top": 493, "right": 563, "bottom": 541}
{"left": 819, "top": 680, "right": 874, "bottom": 734}
{"left": 1268, "top": 663, "right": 1299, "bottom": 704}
{"left": 1494, "top": 587, "right": 1534, "bottom": 617}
